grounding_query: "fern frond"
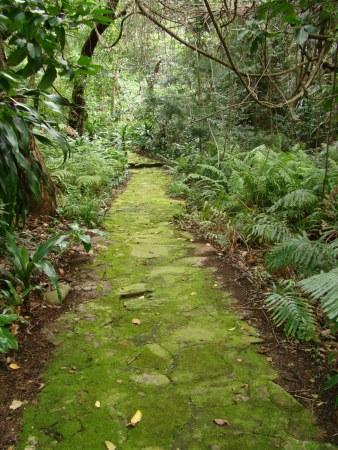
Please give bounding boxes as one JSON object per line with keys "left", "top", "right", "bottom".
{"left": 51, "top": 168, "right": 73, "bottom": 186}
{"left": 246, "top": 214, "right": 292, "bottom": 244}
{"left": 265, "top": 281, "right": 316, "bottom": 340}
{"left": 197, "top": 164, "right": 227, "bottom": 182}
{"left": 270, "top": 189, "right": 318, "bottom": 215}
{"left": 266, "top": 235, "right": 337, "bottom": 274}
{"left": 299, "top": 268, "right": 338, "bottom": 321}
{"left": 77, "top": 175, "right": 103, "bottom": 190}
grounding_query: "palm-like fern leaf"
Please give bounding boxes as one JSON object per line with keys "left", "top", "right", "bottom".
{"left": 265, "top": 281, "right": 316, "bottom": 340}
{"left": 197, "top": 164, "right": 227, "bottom": 182}
{"left": 299, "top": 268, "right": 338, "bottom": 321}
{"left": 247, "top": 214, "right": 292, "bottom": 244}
{"left": 77, "top": 175, "right": 103, "bottom": 190}
{"left": 270, "top": 189, "right": 318, "bottom": 213}
{"left": 266, "top": 235, "right": 337, "bottom": 274}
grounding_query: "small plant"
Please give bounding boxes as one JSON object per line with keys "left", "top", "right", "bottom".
{"left": 0, "top": 313, "right": 18, "bottom": 353}
{"left": 4, "top": 232, "right": 68, "bottom": 300}
{"left": 3, "top": 225, "right": 93, "bottom": 302}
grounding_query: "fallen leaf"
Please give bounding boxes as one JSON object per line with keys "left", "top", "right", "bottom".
{"left": 127, "top": 410, "right": 142, "bottom": 427}
{"left": 9, "top": 400, "right": 24, "bottom": 410}
{"left": 11, "top": 324, "right": 19, "bottom": 335}
{"left": 95, "top": 401, "right": 101, "bottom": 408}
{"left": 104, "top": 441, "right": 116, "bottom": 450}
{"left": 132, "top": 318, "right": 141, "bottom": 326}
{"left": 9, "top": 363, "right": 20, "bottom": 370}
{"left": 213, "top": 418, "right": 229, "bottom": 427}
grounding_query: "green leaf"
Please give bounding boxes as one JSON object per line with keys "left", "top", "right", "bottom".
{"left": 7, "top": 47, "right": 27, "bottom": 66}
{"left": 38, "top": 65, "right": 57, "bottom": 90}
{"left": 32, "top": 234, "right": 68, "bottom": 264}
{"left": 78, "top": 55, "right": 92, "bottom": 66}
{"left": 299, "top": 268, "right": 338, "bottom": 321}
{"left": 0, "top": 326, "right": 18, "bottom": 353}
{"left": 0, "top": 313, "right": 18, "bottom": 327}
{"left": 324, "top": 373, "right": 338, "bottom": 391}
{"left": 27, "top": 42, "right": 41, "bottom": 59}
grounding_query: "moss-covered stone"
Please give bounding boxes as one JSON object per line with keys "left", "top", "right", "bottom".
{"left": 18, "top": 163, "right": 336, "bottom": 450}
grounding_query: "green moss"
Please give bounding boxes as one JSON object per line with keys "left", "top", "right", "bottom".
{"left": 18, "top": 164, "right": 335, "bottom": 450}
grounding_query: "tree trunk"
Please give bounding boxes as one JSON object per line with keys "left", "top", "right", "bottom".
{"left": 68, "top": 77, "right": 87, "bottom": 135}
{"left": 0, "top": 40, "right": 57, "bottom": 218}
{"left": 28, "top": 137, "right": 57, "bottom": 217}
{"left": 68, "top": 0, "right": 120, "bottom": 134}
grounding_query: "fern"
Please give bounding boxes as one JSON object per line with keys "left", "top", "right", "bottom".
{"left": 197, "top": 164, "right": 227, "bottom": 182}
{"left": 299, "top": 268, "right": 338, "bottom": 321}
{"left": 77, "top": 175, "right": 103, "bottom": 191}
{"left": 246, "top": 214, "right": 292, "bottom": 244}
{"left": 270, "top": 189, "right": 318, "bottom": 217}
{"left": 185, "top": 173, "right": 223, "bottom": 186}
{"left": 265, "top": 280, "right": 316, "bottom": 340}
{"left": 266, "top": 235, "right": 337, "bottom": 274}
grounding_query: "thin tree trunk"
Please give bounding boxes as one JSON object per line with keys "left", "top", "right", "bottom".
{"left": 29, "top": 137, "right": 57, "bottom": 217}
{"left": 68, "top": 0, "right": 120, "bottom": 134}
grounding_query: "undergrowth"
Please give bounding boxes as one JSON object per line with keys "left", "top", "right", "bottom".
{"left": 42, "top": 133, "right": 128, "bottom": 226}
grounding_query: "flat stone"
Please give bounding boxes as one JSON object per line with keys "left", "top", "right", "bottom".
{"left": 171, "top": 326, "right": 218, "bottom": 343}
{"left": 150, "top": 265, "right": 188, "bottom": 276}
{"left": 131, "top": 244, "right": 169, "bottom": 258}
{"left": 146, "top": 343, "right": 171, "bottom": 361}
{"left": 44, "top": 283, "right": 71, "bottom": 305}
{"left": 119, "top": 283, "right": 153, "bottom": 298}
{"left": 131, "top": 372, "right": 171, "bottom": 386}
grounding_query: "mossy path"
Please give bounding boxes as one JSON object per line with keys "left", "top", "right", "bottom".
{"left": 19, "top": 161, "right": 335, "bottom": 450}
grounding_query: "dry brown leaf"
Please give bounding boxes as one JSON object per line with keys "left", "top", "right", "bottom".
{"left": 104, "top": 441, "right": 116, "bottom": 450}
{"left": 132, "top": 318, "right": 141, "bottom": 326}
{"left": 9, "top": 363, "right": 20, "bottom": 370}
{"left": 213, "top": 418, "right": 230, "bottom": 427}
{"left": 11, "top": 324, "right": 19, "bottom": 335}
{"left": 9, "top": 400, "right": 24, "bottom": 410}
{"left": 127, "top": 409, "right": 142, "bottom": 427}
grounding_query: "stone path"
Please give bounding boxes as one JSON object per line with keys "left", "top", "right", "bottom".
{"left": 18, "top": 162, "right": 335, "bottom": 449}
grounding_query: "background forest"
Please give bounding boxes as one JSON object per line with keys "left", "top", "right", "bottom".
{"left": 0, "top": 0, "right": 337, "bottom": 414}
